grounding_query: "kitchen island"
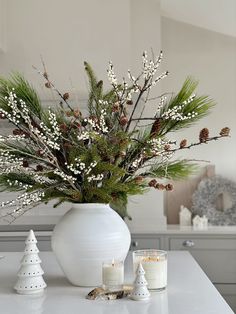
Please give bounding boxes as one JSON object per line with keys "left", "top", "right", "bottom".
{"left": 0, "top": 251, "right": 233, "bottom": 314}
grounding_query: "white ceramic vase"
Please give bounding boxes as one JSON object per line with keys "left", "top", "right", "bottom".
{"left": 51, "top": 203, "right": 131, "bottom": 286}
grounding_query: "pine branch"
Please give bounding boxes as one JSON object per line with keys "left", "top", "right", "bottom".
{"left": 141, "top": 160, "right": 198, "bottom": 180}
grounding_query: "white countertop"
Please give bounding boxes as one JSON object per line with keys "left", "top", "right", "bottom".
{"left": 0, "top": 251, "right": 233, "bottom": 314}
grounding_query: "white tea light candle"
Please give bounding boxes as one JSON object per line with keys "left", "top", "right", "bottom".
{"left": 133, "top": 250, "right": 167, "bottom": 290}
{"left": 102, "top": 259, "right": 124, "bottom": 290}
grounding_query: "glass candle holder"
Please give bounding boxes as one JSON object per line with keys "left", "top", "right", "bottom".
{"left": 102, "top": 259, "right": 124, "bottom": 291}
{"left": 133, "top": 250, "right": 167, "bottom": 291}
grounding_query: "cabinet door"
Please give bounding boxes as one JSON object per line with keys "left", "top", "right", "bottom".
{"left": 169, "top": 237, "right": 236, "bottom": 283}
{"left": 130, "top": 237, "right": 161, "bottom": 251}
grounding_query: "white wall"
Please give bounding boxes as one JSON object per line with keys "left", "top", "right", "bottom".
{"left": 161, "top": 17, "right": 236, "bottom": 181}
{"left": 161, "top": 0, "right": 236, "bottom": 37}
{"left": 0, "top": 0, "right": 131, "bottom": 99}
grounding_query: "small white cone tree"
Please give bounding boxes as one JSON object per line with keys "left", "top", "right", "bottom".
{"left": 130, "top": 262, "right": 150, "bottom": 301}
{"left": 14, "top": 230, "right": 47, "bottom": 295}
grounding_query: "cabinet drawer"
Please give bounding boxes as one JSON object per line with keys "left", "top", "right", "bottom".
{"left": 169, "top": 237, "right": 236, "bottom": 284}
{"left": 170, "top": 238, "right": 236, "bottom": 250}
{"left": 130, "top": 237, "right": 160, "bottom": 250}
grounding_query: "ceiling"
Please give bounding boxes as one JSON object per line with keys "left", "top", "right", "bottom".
{"left": 161, "top": 0, "right": 236, "bottom": 38}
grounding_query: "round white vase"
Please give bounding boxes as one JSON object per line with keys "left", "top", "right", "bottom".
{"left": 51, "top": 203, "right": 131, "bottom": 286}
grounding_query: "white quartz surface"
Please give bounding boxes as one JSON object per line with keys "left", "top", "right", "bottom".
{"left": 0, "top": 251, "right": 233, "bottom": 314}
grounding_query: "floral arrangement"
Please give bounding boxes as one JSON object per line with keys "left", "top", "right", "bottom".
{"left": 0, "top": 51, "right": 230, "bottom": 221}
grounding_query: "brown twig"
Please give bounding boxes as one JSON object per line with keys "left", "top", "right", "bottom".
{"left": 170, "top": 135, "right": 230, "bottom": 153}
{"left": 32, "top": 63, "right": 74, "bottom": 112}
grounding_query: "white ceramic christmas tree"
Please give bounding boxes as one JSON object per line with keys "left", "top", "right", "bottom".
{"left": 130, "top": 262, "right": 150, "bottom": 301}
{"left": 14, "top": 230, "right": 47, "bottom": 295}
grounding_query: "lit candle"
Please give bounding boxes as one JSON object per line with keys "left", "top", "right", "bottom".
{"left": 102, "top": 259, "right": 124, "bottom": 290}
{"left": 133, "top": 250, "right": 167, "bottom": 290}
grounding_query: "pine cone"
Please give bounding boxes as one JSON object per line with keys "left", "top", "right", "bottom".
{"left": 150, "top": 119, "right": 162, "bottom": 137}
{"left": 13, "top": 129, "right": 23, "bottom": 136}
{"left": 165, "top": 183, "right": 173, "bottom": 191}
{"left": 37, "top": 149, "right": 44, "bottom": 156}
{"left": 63, "top": 92, "right": 69, "bottom": 101}
{"left": 199, "top": 128, "right": 209, "bottom": 143}
{"left": 220, "top": 127, "right": 230, "bottom": 137}
{"left": 43, "top": 72, "right": 48, "bottom": 79}
{"left": 45, "top": 82, "right": 51, "bottom": 88}
{"left": 36, "top": 165, "right": 44, "bottom": 172}
{"left": 164, "top": 144, "right": 171, "bottom": 151}
{"left": 148, "top": 179, "right": 157, "bottom": 187}
{"left": 180, "top": 139, "right": 187, "bottom": 148}
{"left": 120, "top": 116, "right": 128, "bottom": 126}
{"left": 126, "top": 100, "right": 133, "bottom": 105}
{"left": 155, "top": 183, "right": 165, "bottom": 190}
{"left": 22, "top": 160, "right": 29, "bottom": 168}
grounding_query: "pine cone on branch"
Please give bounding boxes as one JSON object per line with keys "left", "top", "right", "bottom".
{"left": 155, "top": 183, "right": 165, "bottom": 190}
{"left": 36, "top": 165, "right": 44, "bottom": 172}
{"left": 199, "top": 128, "right": 209, "bottom": 143}
{"left": 120, "top": 116, "right": 128, "bottom": 126}
{"left": 180, "top": 139, "right": 187, "bottom": 148}
{"left": 45, "top": 82, "right": 51, "bottom": 89}
{"left": 63, "top": 92, "right": 69, "bottom": 100}
{"left": 150, "top": 118, "right": 162, "bottom": 137}
{"left": 165, "top": 183, "right": 173, "bottom": 191}
{"left": 220, "top": 127, "right": 230, "bottom": 137}
{"left": 148, "top": 179, "right": 157, "bottom": 187}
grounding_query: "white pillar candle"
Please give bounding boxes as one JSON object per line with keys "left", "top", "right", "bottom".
{"left": 133, "top": 250, "right": 167, "bottom": 290}
{"left": 102, "top": 260, "right": 124, "bottom": 290}
{"left": 141, "top": 258, "right": 167, "bottom": 290}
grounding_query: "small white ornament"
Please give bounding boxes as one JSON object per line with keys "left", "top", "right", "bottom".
{"left": 130, "top": 262, "right": 150, "bottom": 301}
{"left": 179, "top": 205, "right": 192, "bottom": 226}
{"left": 14, "top": 230, "right": 47, "bottom": 295}
{"left": 201, "top": 215, "right": 208, "bottom": 229}
{"left": 192, "top": 215, "right": 208, "bottom": 230}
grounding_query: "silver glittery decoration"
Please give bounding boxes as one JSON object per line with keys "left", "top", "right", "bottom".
{"left": 192, "top": 176, "right": 236, "bottom": 225}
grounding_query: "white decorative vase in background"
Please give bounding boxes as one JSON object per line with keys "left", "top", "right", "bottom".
{"left": 51, "top": 203, "right": 131, "bottom": 286}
